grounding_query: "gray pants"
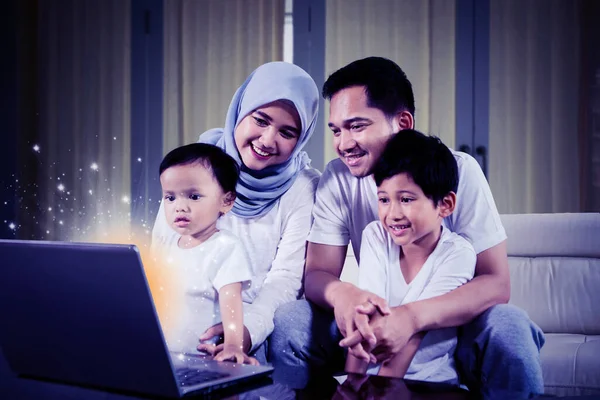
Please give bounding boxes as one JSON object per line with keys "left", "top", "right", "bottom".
{"left": 269, "top": 299, "right": 546, "bottom": 394}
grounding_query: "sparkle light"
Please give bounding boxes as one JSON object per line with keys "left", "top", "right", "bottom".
{"left": 90, "top": 162, "right": 99, "bottom": 171}
{"left": 32, "top": 144, "right": 40, "bottom": 152}
{"left": 57, "top": 184, "right": 65, "bottom": 192}
{"left": 137, "top": 157, "right": 142, "bottom": 162}
{"left": 122, "top": 196, "right": 130, "bottom": 204}
{"left": 8, "top": 222, "right": 16, "bottom": 230}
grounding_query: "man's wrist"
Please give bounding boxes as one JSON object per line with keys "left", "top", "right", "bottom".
{"left": 329, "top": 281, "right": 355, "bottom": 309}
{"left": 396, "top": 302, "right": 422, "bottom": 334}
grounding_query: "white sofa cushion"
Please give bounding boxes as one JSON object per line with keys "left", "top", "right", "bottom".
{"left": 501, "top": 213, "right": 600, "bottom": 258}
{"left": 541, "top": 333, "right": 600, "bottom": 396}
{"left": 508, "top": 256, "right": 600, "bottom": 334}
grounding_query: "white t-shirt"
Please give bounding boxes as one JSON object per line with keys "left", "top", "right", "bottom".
{"left": 153, "top": 167, "right": 320, "bottom": 352}
{"left": 359, "top": 222, "right": 476, "bottom": 383}
{"left": 152, "top": 230, "right": 252, "bottom": 354}
{"left": 309, "top": 151, "right": 506, "bottom": 260}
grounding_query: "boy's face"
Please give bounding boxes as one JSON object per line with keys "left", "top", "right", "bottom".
{"left": 328, "top": 86, "right": 409, "bottom": 177}
{"left": 160, "top": 163, "right": 232, "bottom": 244}
{"left": 377, "top": 172, "right": 451, "bottom": 248}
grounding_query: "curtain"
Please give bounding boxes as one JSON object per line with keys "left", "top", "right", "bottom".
{"left": 163, "top": 0, "right": 284, "bottom": 153}
{"left": 324, "top": 0, "right": 456, "bottom": 164}
{"left": 35, "top": 0, "right": 131, "bottom": 241}
{"left": 488, "top": 0, "right": 581, "bottom": 213}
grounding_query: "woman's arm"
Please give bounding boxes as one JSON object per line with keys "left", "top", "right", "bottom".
{"left": 243, "top": 172, "right": 319, "bottom": 352}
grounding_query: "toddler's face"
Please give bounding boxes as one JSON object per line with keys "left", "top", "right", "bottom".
{"left": 160, "top": 163, "right": 231, "bottom": 245}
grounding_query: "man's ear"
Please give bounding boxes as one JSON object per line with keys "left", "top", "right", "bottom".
{"left": 393, "top": 110, "right": 414, "bottom": 131}
{"left": 220, "top": 192, "right": 236, "bottom": 215}
{"left": 439, "top": 192, "right": 456, "bottom": 218}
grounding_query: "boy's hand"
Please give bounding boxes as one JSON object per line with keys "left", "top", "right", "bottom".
{"left": 334, "top": 290, "right": 390, "bottom": 362}
{"left": 332, "top": 285, "right": 390, "bottom": 339}
{"left": 341, "top": 306, "right": 417, "bottom": 364}
{"left": 198, "top": 322, "right": 252, "bottom": 353}
{"left": 213, "top": 344, "right": 259, "bottom": 366}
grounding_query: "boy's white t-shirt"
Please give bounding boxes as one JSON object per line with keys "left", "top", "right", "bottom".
{"left": 152, "top": 230, "right": 252, "bottom": 354}
{"left": 358, "top": 222, "right": 476, "bottom": 383}
{"left": 153, "top": 167, "right": 320, "bottom": 352}
{"left": 309, "top": 151, "right": 506, "bottom": 259}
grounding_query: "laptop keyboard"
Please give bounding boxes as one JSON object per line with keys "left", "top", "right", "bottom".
{"left": 175, "top": 367, "right": 230, "bottom": 387}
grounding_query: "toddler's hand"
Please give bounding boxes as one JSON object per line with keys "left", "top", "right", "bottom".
{"left": 213, "top": 344, "right": 259, "bottom": 366}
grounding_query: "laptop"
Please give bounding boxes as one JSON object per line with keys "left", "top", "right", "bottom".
{"left": 0, "top": 239, "right": 273, "bottom": 398}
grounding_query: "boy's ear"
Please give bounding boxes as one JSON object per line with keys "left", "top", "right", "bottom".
{"left": 438, "top": 192, "right": 456, "bottom": 218}
{"left": 220, "top": 192, "right": 236, "bottom": 215}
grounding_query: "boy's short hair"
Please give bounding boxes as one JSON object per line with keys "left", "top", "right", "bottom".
{"left": 322, "top": 56, "right": 415, "bottom": 119}
{"left": 159, "top": 143, "right": 239, "bottom": 195}
{"left": 373, "top": 129, "right": 458, "bottom": 205}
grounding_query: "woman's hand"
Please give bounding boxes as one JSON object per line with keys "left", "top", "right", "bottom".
{"left": 197, "top": 322, "right": 252, "bottom": 354}
{"left": 213, "top": 343, "right": 259, "bottom": 366}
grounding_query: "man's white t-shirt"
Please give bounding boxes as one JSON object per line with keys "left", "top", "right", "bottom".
{"left": 359, "top": 222, "right": 476, "bottom": 383}
{"left": 152, "top": 230, "right": 252, "bottom": 354}
{"left": 153, "top": 167, "right": 320, "bottom": 352}
{"left": 308, "top": 151, "right": 506, "bottom": 259}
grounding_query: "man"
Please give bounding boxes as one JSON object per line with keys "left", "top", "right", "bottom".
{"left": 270, "top": 57, "right": 545, "bottom": 394}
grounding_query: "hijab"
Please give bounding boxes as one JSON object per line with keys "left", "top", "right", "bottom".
{"left": 199, "top": 62, "right": 319, "bottom": 218}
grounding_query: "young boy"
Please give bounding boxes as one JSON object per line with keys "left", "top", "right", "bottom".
{"left": 345, "top": 129, "right": 476, "bottom": 383}
{"left": 153, "top": 143, "right": 257, "bottom": 365}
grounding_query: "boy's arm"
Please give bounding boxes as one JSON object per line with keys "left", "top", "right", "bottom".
{"left": 218, "top": 282, "right": 244, "bottom": 351}
{"left": 345, "top": 353, "right": 369, "bottom": 374}
{"left": 214, "top": 282, "right": 257, "bottom": 365}
{"left": 378, "top": 332, "right": 425, "bottom": 378}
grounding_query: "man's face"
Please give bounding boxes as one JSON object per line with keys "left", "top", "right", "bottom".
{"left": 328, "top": 86, "right": 398, "bottom": 177}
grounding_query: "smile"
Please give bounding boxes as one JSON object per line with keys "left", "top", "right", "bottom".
{"left": 389, "top": 224, "right": 411, "bottom": 235}
{"left": 344, "top": 152, "right": 366, "bottom": 166}
{"left": 251, "top": 144, "right": 274, "bottom": 159}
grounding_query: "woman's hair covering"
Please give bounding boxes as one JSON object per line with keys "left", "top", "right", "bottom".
{"left": 199, "top": 62, "right": 319, "bottom": 218}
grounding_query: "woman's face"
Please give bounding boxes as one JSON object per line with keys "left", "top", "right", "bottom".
{"left": 234, "top": 100, "right": 301, "bottom": 171}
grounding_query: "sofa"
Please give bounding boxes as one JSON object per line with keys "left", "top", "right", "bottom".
{"left": 503, "top": 213, "right": 600, "bottom": 396}
{"left": 340, "top": 213, "right": 600, "bottom": 396}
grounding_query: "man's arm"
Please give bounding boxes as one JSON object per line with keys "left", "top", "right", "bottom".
{"left": 407, "top": 240, "right": 510, "bottom": 332}
{"left": 305, "top": 241, "right": 390, "bottom": 339}
{"left": 304, "top": 242, "right": 348, "bottom": 310}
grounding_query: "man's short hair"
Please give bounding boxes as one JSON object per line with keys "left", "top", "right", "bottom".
{"left": 322, "top": 56, "right": 415, "bottom": 119}
{"left": 373, "top": 129, "right": 458, "bottom": 205}
{"left": 159, "top": 143, "right": 239, "bottom": 195}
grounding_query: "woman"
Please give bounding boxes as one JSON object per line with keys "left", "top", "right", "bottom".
{"left": 152, "top": 62, "right": 320, "bottom": 363}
